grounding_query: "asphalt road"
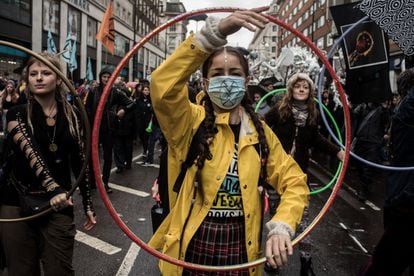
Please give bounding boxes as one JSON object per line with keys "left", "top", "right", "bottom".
{"left": 0, "top": 143, "right": 395, "bottom": 276}
{"left": 70, "top": 144, "right": 395, "bottom": 276}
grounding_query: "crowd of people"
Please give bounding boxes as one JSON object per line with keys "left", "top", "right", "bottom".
{"left": 0, "top": 7, "right": 412, "bottom": 276}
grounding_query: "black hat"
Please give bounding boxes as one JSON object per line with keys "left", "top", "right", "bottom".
{"left": 259, "top": 76, "right": 278, "bottom": 87}
{"left": 99, "top": 65, "right": 114, "bottom": 80}
{"left": 248, "top": 84, "right": 268, "bottom": 99}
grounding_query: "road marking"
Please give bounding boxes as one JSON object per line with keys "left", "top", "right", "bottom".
{"left": 135, "top": 162, "right": 160, "bottom": 169}
{"left": 339, "top": 222, "right": 368, "bottom": 253}
{"left": 110, "top": 154, "right": 145, "bottom": 174}
{"left": 107, "top": 153, "right": 151, "bottom": 197}
{"left": 116, "top": 243, "right": 141, "bottom": 276}
{"left": 344, "top": 185, "right": 381, "bottom": 211}
{"left": 108, "top": 182, "right": 150, "bottom": 197}
{"left": 75, "top": 230, "right": 122, "bottom": 255}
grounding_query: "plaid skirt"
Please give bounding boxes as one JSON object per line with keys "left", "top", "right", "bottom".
{"left": 182, "top": 216, "right": 249, "bottom": 276}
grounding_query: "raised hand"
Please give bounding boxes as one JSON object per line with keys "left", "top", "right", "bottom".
{"left": 218, "top": 7, "right": 269, "bottom": 37}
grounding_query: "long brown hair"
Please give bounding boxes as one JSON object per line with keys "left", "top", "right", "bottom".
{"left": 24, "top": 52, "right": 81, "bottom": 139}
{"left": 198, "top": 47, "right": 269, "bottom": 184}
{"left": 1, "top": 80, "right": 19, "bottom": 105}
{"left": 278, "top": 72, "right": 318, "bottom": 126}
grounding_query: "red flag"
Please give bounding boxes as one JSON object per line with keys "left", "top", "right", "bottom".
{"left": 96, "top": 1, "right": 115, "bottom": 55}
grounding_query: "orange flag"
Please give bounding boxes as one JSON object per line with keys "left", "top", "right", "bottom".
{"left": 96, "top": 1, "right": 115, "bottom": 55}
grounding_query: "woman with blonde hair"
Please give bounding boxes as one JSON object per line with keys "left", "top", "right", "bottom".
{"left": 0, "top": 52, "right": 96, "bottom": 275}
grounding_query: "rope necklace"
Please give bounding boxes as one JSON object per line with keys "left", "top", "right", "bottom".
{"left": 45, "top": 104, "right": 57, "bottom": 127}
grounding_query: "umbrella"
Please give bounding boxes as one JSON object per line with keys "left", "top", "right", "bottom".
{"left": 359, "top": 0, "right": 414, "bottom": 56}
{"left": 248, "top": 84, "right": 267, "bottom": 98}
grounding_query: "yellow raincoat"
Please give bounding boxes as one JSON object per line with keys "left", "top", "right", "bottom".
{"left": 149, "top": 35, "right": 309, "bottom": 275}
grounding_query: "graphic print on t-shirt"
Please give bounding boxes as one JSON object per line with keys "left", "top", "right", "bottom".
{"left": 208, "top": 144, "right": 244, "bottom": 218}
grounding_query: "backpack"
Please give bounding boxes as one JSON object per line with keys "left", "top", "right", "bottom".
{"left": 151, "top": 125, "right": 204, "bottom": 232}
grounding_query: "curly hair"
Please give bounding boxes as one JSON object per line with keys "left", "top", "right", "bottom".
{"left": 278, "top": 72, "right": 318, "bottom": 126}
{"left": 197, "top": 47, "right": 269, "bottom": 186}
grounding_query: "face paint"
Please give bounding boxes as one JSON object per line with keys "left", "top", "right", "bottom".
{"left": 207, "top": 76, "right": 246, "bottom": 110}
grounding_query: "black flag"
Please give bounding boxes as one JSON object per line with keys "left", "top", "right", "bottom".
{"left": 330, "top": 2, "right": 392, "bottom": 104}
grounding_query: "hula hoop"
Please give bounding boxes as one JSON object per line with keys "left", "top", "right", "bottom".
{"left": 92, "top": 7, "right": 351, "bottom": 272}
{"left": 0, "top": 40, "right": 91, "bottom": 223}
{"left": 317, "top": 16, "right": 414, "bottom": 171}
{"left": 254, "top": 88, "right": 344, "bottom": 195}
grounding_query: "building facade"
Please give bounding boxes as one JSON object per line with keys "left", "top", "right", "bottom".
{"left": 248, "top": 0, "right": 404, "bottom": 91}
{"left": 0, "top": 0, "right": 187, "bottom": 84}
{"left": 161, "top": 0, "right": 187, "bottom": 58}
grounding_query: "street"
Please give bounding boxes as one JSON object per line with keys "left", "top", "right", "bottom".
{"left": 69, "top": 145, "right": 393, "bottom": 276}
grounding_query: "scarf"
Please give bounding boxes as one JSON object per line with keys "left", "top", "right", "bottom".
{"left": 291, "top": 101, "right": 308, "bottom": 127}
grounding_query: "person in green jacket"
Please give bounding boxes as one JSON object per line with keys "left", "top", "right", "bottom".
{"left": 149, "top": 8, "right": 309, "bottom": 275}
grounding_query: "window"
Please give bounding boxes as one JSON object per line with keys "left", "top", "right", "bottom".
{"left": 115, "top": 33, "right": 129, "bottom": 56}
{"left": 87, "top": 17, "right": 97, "bottom": 47}
{"left": 43, "top": 0, "right": 60, "bottom": 33}
{"left": 318, "top": 16, "right": 325, "bottom": 28}
{"left": 68, "top": 7, "right": 81, "bottom": 41}
{"left": 0, "top": 0, "right": 31, "bottom": 25}
{"left": 168, "top": 35, "right": 177, "bottom": 52}
{"left": 67, "top": 0, "right": 89, "bottom": 11}
{"left": 169, "top": 24, "right": 176, "bottom": 32}
{"left": 327, "top": 35, "right": 333, "bottom": 47}
{"left": 317, "top": 37, "right": 324, "bottom": 49}
{"left": 272, "top": 25, "right": 277, "bottom": 32}
{"left": 116, "top": 2, "right": 120, "bottom": 14}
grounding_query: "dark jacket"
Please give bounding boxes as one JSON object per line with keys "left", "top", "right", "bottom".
{"left": 265, "top": 105, "right": 339, "bottom": 172}
{"left": 85, "top": 84, "right": 135, "bottom": 135}
{"left": 385, "top": 87, "right": 414, "bottom": 227}
{"left": 353, "top": 103, "right": 389, "bottom": 144}
{"left": 113, "top": 89, "right": 137, "bottom": 137}
{"left": 135, "top": 95, "right": 153, "bottom": 129}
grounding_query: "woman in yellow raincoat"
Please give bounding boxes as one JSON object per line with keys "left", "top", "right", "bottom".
{"left": 149, "top": 8, "right": 309, "bottom": 275}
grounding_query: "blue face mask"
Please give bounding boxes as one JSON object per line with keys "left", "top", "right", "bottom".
{"left": 207, "top": 76, "right": 246, "bottom": 110}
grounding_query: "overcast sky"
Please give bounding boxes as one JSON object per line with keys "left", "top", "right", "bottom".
{"left": 180, "top": 0, "right": 272, "bottom": 48}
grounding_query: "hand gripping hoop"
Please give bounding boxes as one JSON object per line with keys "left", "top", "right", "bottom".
{"left": 0, "top": 41, "right": 91, "bottom": 223}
